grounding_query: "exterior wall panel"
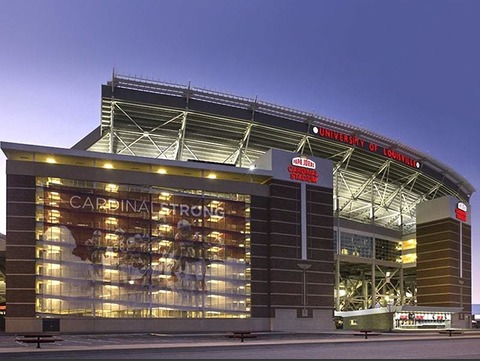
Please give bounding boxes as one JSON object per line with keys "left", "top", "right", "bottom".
{"left": 6, "top": 304, "right": 36, "bottom": 318}
{"left": 416, "top": 216, "right": 471, "bottom": 314}
{"left": 6, "top": 246, "right": 36, "bottom": 260}
{"left": 5, "top": 275, "right": 35, "bottom": 289}
{"left": 5, "top": 260, "right": 36, "bottom": 274}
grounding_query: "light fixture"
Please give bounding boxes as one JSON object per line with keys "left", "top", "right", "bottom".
{"left": 157, "top": 168, "right": 167, "bottom": 174}
{"left": 105, "top": 184, "right": 119, "bottom": 192}
{"left": 104, "top": 163, "right": 114, "bottom": 169}
{"left": 249, "top": 164, "right": 255, "bottom": 171}
{"left": 46, "top": 157, "right": 57, "bottom": 164}
{"left": 207, "top": 173, "right": 217, "bottom": 179}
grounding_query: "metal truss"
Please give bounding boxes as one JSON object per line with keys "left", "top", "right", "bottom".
{"left": 336, "top": 262, "right": 416, "bottom": 311}
{"left": 87, "top": 73, "right": 473, "bottom": 238}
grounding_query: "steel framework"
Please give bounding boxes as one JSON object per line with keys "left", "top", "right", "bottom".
{"left": 77, "top": 73, "right": 474, "bottom": 311}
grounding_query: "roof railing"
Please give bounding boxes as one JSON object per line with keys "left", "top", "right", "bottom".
{"left": 107, "top": 73, "right": 474, "bottom": 195}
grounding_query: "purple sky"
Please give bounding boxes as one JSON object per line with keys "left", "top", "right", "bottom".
{"left": 1, "top": 0, "right": 479, "bottom": 302}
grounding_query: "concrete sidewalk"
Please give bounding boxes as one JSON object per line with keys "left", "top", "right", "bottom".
{"left": 0, "top": 330, "right": 479, "bottom": 355}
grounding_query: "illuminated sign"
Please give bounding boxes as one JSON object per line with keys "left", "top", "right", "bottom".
{"left": 311, "top": 126, "right": 421, "bottom": 169}
{"left": 288, "top": 156, "right": 318, "bottom": 183}
{"left": 68, "top": 195, "right": 225, "bottom": 217}
{"left": 455, "top": 202, "right": 467, "bottom": 222}
{"left": 291, "top": 156, "right": 316, "bottom": 169}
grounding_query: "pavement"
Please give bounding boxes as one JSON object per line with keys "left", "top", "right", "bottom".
{"left": 0, "top": 329, "right": 480, "bottom": 356}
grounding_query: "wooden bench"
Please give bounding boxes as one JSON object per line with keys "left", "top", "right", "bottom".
{"left": 15, "top": 334, "right": 63, "bottom": 348}
{"left": 354, "top": 330, "right": 381, "bottom": 339}
{"left": 438, "top": 329, "right": 464, "bottom": 337}
{"left": 227, "top": 331, "right": 257, "bottom": 342}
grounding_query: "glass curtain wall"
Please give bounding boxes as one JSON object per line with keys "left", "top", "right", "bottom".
{"left": 35, "top": 177, "right": 251, "bottom": 318}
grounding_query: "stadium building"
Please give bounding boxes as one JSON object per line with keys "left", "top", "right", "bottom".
{"left": 1, "top": 74, "right": 474, "bottom": 334}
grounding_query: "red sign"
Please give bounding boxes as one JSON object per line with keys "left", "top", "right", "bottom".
{"left": 311, "top": 126, "right": 421, "bottom": 169}
{"left": 456, "top": 202, "right": 467, "bottom": 222}
{"left": 288, "top": 157, "right": 318, "bottom": 183}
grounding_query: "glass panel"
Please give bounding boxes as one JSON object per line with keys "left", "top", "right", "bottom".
{"left": 35, "top": 177, "right": 250, "bottom": 319}
{"left": 339, "top": 232, "right": 372, "bottom": 258}
{"left": 375, "top": 238, "right": 402, "bottom": 262}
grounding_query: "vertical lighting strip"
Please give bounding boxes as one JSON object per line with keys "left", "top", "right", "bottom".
{"left": 301, "top": 183, "right": 307, "bottom": 260}
{"left": 459, "top": 221, "right": 463, "bottom": 278}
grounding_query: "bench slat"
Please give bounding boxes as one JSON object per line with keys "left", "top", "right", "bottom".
{"left": 15, "top": 336, "right": 63, "bottom": 348}
{"left": 355, "top": 330, "right": 381, "bottom": 339}
{"left": 438, "top": 330, "right": 463, "bottom": 336}
{"left": 16, "top": 339, "right": 58, "bottom": 343}
{"left": 227, "top": 332, "right": 257, "bottom": 342}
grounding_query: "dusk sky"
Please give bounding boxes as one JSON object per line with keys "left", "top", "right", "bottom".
{"left": 1, "top": 0, "right": 479, "bottom": 302}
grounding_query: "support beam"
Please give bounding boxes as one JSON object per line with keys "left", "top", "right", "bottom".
{"left": 174, "top": 112, "right": 188, "bottom": 161}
